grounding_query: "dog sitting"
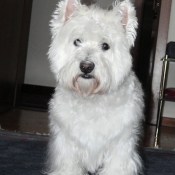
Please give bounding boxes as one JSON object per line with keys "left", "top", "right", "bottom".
{"left": 47, "top": 0, "right": 144, "bottom": 175}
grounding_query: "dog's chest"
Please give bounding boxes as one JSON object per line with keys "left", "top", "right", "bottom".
{"left": 54, "top": 91, "right": 128, "bottom": 146}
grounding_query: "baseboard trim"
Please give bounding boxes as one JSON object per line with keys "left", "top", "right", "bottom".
{"left": 162, "top": 117, "right": 175, "bottom": 127}
{"left": 18, "top": 84, "right": 54, "bottom": 111}
{"left": 21, "top": 84, "right": 54, "bottom": 95}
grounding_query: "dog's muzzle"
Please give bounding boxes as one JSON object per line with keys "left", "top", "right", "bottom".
{"left": 80, "top": 61, "right": 95, "bottom": 79}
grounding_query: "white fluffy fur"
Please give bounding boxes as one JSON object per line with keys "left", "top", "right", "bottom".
{"left": 47, "top": 0, "right": 144, "bottom": 175}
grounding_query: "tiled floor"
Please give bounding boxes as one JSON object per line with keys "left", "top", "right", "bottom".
{"left": 0, "top": 108, "right": 175, "bottom": 150}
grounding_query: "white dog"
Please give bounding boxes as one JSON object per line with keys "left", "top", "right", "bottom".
{"left": 47, "top": 0, "right": 144, "bottom": 175}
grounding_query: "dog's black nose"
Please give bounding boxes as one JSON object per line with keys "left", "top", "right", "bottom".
{"left": 80, "top": 61, "right": 95, "bottom": 74}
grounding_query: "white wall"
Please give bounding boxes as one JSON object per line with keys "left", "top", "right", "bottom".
{"left": 96, "top": 0, "right": 115, "bottom": 8}
{"left": 163, "top": 0, "right": 175, "bottom": 118}
{"left": 24, "top": 0, "right": 58, "bottom": 87}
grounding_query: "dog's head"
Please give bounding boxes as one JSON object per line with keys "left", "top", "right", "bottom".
{"left": 48, "top": 0, "right": 137, "bottom": 96}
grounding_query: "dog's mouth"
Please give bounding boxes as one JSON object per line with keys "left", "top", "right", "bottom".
{"left": 81, "top": 74, "right": 93, "bottom": 79}
{"left": 72, "top": 74, "right": 100, "bottom": 96}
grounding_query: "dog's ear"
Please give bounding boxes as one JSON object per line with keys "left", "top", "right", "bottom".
{"left": 50, "top": 0, "right": 80, "bottom": 36}
{"left": 114, "top": 0, "right": 138, "bottom": 47}
{"left": 64, "top": 0, "right": 80, "bottom": 21}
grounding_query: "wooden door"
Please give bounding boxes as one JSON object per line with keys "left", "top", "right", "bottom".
{"left": 136, "top": 0, "right": 172, "bottom": 124}
{"left": 0, "top": 0, "right": 33, "bottom": 112}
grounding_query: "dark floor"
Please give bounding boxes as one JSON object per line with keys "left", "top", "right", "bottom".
{"left": 0, "top": 108, "right": 49, "bottom": 134}
{"left": 0, "top": 108, "right": 175, "bottom": 150}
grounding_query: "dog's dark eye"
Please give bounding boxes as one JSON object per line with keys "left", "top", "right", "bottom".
{"left": 102, "top": 43, "right": 110, "bottom": 51}
{"left": 74, "top": 39, "right": 82, "bottom": 47}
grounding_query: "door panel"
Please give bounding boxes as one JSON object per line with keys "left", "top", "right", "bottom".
{"left": 0, "top": 0, "right": 32, "bottom": 112}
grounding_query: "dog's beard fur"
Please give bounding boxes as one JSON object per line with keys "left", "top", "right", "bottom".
{"left": 73, "top": 76, "right": 100, "bottom": 96}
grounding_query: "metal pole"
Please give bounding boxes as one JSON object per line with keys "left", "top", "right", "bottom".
{"left": 154, "top": 55, "right": 168, "bottom": 148}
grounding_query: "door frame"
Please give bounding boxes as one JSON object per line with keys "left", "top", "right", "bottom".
{"left": 147, "top": 0, "right": 172, "bottom": 124}
{"left": 0, "top": 0, "right": 33, "bottom": 112}
{"left": 14, "top": 0, "right": 33, "bottom": 107}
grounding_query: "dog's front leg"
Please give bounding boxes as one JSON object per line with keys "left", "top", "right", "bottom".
{"left": 100, "top": 136, "right": 142, "bottom": 175}
{"left": 47, "top": 131, "right": 83, "bottom": 175}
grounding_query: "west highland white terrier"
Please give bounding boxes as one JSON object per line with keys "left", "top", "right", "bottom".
{"left": 47, "top": 0, "right": 144, "bottom": 175}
